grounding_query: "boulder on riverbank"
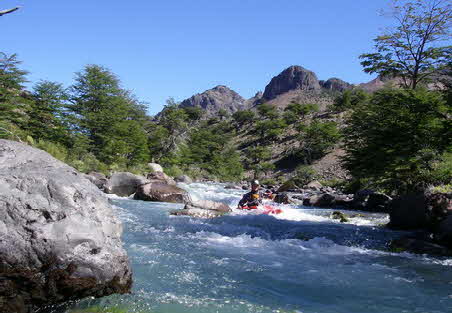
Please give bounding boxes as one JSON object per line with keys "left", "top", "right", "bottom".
{"left": 104, "top": 172, "right": 149, "bottom": 197}
{"left": 175, "top": 175, "right": 193, "bottom": 184}
{"left": 147, "top": 171, "right": 176, "bottom": 185}
{"left": 134, "top": 182, "right": 190, "bottom": 203}
{"left": 170, "top": 199, "right": 231, "bottom": 218}
{"left": 148, "top": 162, "right": 164, "bottom": 173}
{"left": 0, "top": 140, "right": 132, "bottom": 313}
{"left": 84, "top": 171, "right": 108, "bottom": 190}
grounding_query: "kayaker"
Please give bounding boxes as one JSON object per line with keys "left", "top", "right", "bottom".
{"left": 238, "top": 180, "right": 263, "bottom": 210}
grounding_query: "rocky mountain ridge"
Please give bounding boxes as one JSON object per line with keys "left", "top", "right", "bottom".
{"left": 178, "top": 65, "right": 378, "bottom": 115}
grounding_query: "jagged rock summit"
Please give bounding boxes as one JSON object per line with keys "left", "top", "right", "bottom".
{"left": 320, "top": 78, "right": 353, "bottom": 92}
{"left": 262, "top": 65, "right": 322, "bottom": 100}
{"left": 179, "top": 85, "right": 246, "bottom": 116}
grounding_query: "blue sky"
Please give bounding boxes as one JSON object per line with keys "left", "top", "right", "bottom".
{"left": 2, "top": 0, "right": 390, "bottom": 114}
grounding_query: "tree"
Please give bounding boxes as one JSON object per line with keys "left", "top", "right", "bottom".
{"left": 183, "top": 106, "right": 204, "bottom": 121}
{"left": 254, "top": 119, "right": 287, "bottom": 142}
{"left": 360, "top": 0, "right": 452, "bottom": 89}
{"left": 257, "top": 103, "right": 279, "bottom": 119}
{"left": 332, "top": 89, "right": 370, "bottom": 112}
{"left": 297, "top": 120, "right": 341, "bottom": 164}
{"left": 343, "top": 88, "right": 451, "bottom": 193}
{"left": 232, "top": 110, "right": 255, "bottom": 127}
{"left": 245, "top": 146, "right": 273, "bottom": 179}
{"left": 283, "top": 102, "right": 319, "bottom": 123}
{"left": 28, "top": 80, "right": 70, "bottom": 143}
{"left": 69, "top": 64, "right": 149, "bottom": 165}
{"left": 0, "top": 53, "right": 30, "bottom": 136}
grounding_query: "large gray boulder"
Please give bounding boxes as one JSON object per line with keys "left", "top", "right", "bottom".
{"left": 0, "top": 140, "right": 132, "bottom": 313}
{"left": 134, "top": 182, "right": 190, "bottom": 203}
{"left": 104, "top": 172, "right": 149, "bottom": 197}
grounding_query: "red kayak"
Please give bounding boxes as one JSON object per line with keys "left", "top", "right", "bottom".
{"left": 240, "top": 205, "right": 282, "bottom": 215}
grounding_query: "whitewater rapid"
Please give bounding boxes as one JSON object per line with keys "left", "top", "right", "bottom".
{"left": 55, "top": 182, "right": 452, "bottom": 313}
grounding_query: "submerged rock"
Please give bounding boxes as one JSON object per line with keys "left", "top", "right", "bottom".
{"left": 330, "top": 211, "right": 349, "bottom": 223}
{"left": 0, "top": 140, "right": 132, "bottom": 313}
{"left": 170, "top": 199, "right": 231, "bottom": 218}
{"left": 389, "top": 237, "right": 452, "bottom": 257}
{"left": 104, "top": 172, "right": 149, "bottom": 197}
{"left": 134, "top": 182, "right": 190, "bottom": 203}
{"left": 274, "top": 193, "right": 292, "bottom": 204}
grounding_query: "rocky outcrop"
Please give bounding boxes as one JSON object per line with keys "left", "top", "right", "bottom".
{"left": 104, "top": 172, "right": 149, "bottom": 197}
{"left": 133, "top": 182, "right": 190, "bottom": 203}
{"left": 0, "top": 140, "right": 132, "bottom": 313}
{"left": 171, "top": 199, "right": 231, "bottom": 218}
{"left": 262, "top": 66, "right": 321, "bottom": 100}
{"left": 320, "top": 78, "right": 353, "bottom": 92}
{"left": 179, "top": 85, "right": 246, "bottom": 116}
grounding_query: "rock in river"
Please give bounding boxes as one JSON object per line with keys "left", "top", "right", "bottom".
{"left": 0, "top": 140, "right": 132, "bottom": 313}
{"left": 171, "top": 199, "right": 232, "bottom": 218}
{"left": 104, "top": 172, "right": 149, "bottom": 197}
{"left": 134, "top": 182, "right": 190, "bottom": 203}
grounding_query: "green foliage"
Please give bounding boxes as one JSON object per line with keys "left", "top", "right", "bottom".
{"left": 283, "top": 102, "right": 319, "bottom": 123}
{"left": 170, "top": 121, "right": 243, "bottom": 181}
{"left": 0, "top": 52, "right": 31, "bottom": 129}
{"left": 297, "top": 120, "right": 341, "bottom": 164}
{"left": 183, "top": 106, "right": 204, "bottom": 121}
{"left": 430, "top": 184, "right": 452, "bottom": 194}
{"left": 292, "top": 165, "right": 317, "bottom": 186}
{"left": 257, "top": 103, "right": 279, "bottom": 119}
{"left": 164, "top": 165, "right": 184, "bottom": 178}
{"left": 232, "top": 110, "right": 255, "bottom": 126}
{"left": 343, "top": 88, "right": 451, "bottom": 193}
{"left": 34, "top": 139, "right": 68, "bottom": 162}
{"left": 28, "top": 80, "right": 70, "bottom": 144}
{"left": 332, "top": 89, "right": 370, "bottom": 112}
{"left": 245, "top": 146, "right": 275, "bottom": 179}
{"left": 254, "top": 119, "right": 287, "bottom": 142}
{"left": 69, "top": 64, "right": 149, "bottom": 166}
{"left": 359, "top": 0, "right": 452, "bottom": 89}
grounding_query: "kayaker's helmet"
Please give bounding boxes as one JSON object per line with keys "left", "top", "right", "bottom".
{"left": 251, "top": 180, "right": 260, "bottom": 190}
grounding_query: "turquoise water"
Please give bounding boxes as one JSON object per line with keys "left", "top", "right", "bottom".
{"left": 53, "top": 183, "right": 452, "bottom": 313}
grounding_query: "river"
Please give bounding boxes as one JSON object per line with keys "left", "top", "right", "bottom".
{"left": 52, "top": 183, "right": 452, "bottom": 313}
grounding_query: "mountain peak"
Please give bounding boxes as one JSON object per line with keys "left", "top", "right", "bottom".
{"left": 262, "top": 65, "right": 321, "bottom": 100}
{"left": 179, "top": 85, "right": 245, "bottom": 116}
